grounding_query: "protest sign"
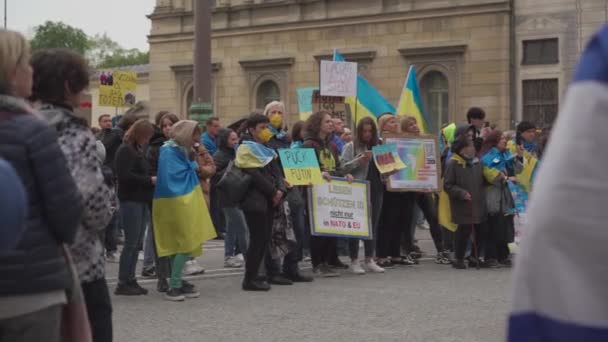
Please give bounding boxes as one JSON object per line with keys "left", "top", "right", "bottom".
{"left": 99, "top": 70, "right": 137, "bottom": 107}
{"left": 308, "top": 178, "right": 372, "bottom": 239}
{"left": 383, "top": 134, "right": 442, "bottom": 192}
{"left": 320, "top": 60, "right": 358, "bottom": 97}
{"left": 278, "top": 148, "right": 324, "bottom": 186}
{"left": 312, "top": 90, "right": 353, "bottom": 130}
{"left": 297, "top": 87, "right": 317, "bottom": 120}
{"left": 372, "top": 143, "right": 406, "bottom": 175}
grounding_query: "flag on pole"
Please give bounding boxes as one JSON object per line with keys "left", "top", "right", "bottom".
{"left": 397, "top": 66, "right": 430, "bottom": 134}
{"left": 333, "top": 50, "right": 395, "bottom": 122}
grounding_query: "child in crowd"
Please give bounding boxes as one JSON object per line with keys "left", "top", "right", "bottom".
{"left": 443, "top": 137, "right": 486, "bottom": 269}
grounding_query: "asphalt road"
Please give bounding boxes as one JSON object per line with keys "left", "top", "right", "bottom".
{"left": 107, "top": 231, "right": 512, "bottom": 342}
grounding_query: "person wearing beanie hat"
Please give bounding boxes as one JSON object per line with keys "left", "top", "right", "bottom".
{"left": 444, "top": 136, "right": 486, "bottom": 269}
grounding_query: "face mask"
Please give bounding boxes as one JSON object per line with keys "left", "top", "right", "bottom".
{"left": 269, "top": 114, "right": 283, "bottom": 128}
{"left": 258, "top": 128, "right": 273, "bottom": 143}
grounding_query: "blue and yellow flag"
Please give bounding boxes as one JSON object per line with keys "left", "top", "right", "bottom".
{"left": 152, "top": 141, "right": 216, "bottom": 258}
{"left": 235, "top": 140, "right": 277, "bottom": 169}
{"left": 333, "top": 50, "right": 396, "bottom": 122}
{"left": 397, "top": 66, "right": 431, "bottom": 133}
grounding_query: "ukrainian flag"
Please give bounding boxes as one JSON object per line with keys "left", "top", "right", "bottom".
{"left": 333, "top": 50, "right": 396, "bottom": 122}
{"left": 152, "top": 142, "right": 216, "bottom": 258}
{"left": 397, "top": 66, "right": 431, "bottom": 134}
{"left": 235, "top": 140, "right": 277, "bottom": 168}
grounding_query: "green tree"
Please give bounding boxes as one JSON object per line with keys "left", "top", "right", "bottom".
{"left": 30, "top": 21, "right": 90, "bottom": 55}
{"left": 89, "top": 33, "right": 149, "bottom": 68}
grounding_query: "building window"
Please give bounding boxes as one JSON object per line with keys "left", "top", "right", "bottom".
{"left": 420, "top": 71, "right": 449, "bottom": 133}
{"left": 256, "top": 80, "right": 280, "bottom": 109}
{"left": 523, "top": 79, "right": 558, "bottom": 127}
{"left": 522, "top": 38, "right": 559, "bottom": 65}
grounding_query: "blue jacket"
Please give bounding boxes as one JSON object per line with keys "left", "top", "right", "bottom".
{"left": 201, "top": 132, "right": 218, "bottom": 155}
{"left": 0, "top": 159, "right": 27, "bottom": 251}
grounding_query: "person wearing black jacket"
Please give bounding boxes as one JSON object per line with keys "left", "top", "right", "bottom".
{"left": 0, "top": 29, "right": 83, "bottom": 342}
{"left": 239, "top": 114, "right": 286, "bottom": 291}
{"left": 114, "top": 119, "right": 156, "bottom": 296}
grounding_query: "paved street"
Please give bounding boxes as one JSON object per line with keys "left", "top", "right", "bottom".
{"left": 107, "top": 231, "right": 512, "bottom": 342}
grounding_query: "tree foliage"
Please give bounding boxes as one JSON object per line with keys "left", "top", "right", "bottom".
{"left": 30, "top": 21, "right": 91, "bottom": 55}
{"left": 29, "top": 21, "right": 149, "bottom": 68}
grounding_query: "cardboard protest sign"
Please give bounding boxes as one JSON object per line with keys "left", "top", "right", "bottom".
{"left": 312, "top": 90, "right": 353, "bottom": 130}
{"left": 371, "top": 143, "right": 406, "bottom": 175}
{"left": 320, "top": 60, "right": 358, "bottom": 97}
{"left": 308, "top": 178, "right": 372, "bottom": 239}
{"left": 278, "top": 148, "right": 324, "bottom": 186}
{"left": 383, "top": 134, "right": 442, "bottom": 192}
{"left": 99, "top": 70, "right": 137, "bottom": 107}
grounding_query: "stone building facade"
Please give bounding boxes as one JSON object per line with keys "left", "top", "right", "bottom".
{"left": 147, "top": 0, "right": 607, "bottom": 132}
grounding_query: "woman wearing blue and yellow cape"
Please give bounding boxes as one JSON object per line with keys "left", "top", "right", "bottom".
{"left": 479, "top": 130, "right": 523, "bottom": 267}
{"left": 153, "top": 120, "right": 216, "bottom": 301}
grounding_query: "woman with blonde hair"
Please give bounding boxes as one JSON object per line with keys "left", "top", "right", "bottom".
{"left": 114, "top": 119, "right": 156, "bottom": 296}
{"left": 0, "top": 29, "right": 84, "bottom": 342}
{"left": 153, "top": 120, "right": 216, "bottom": 301}
{"left": 263, "top": 100, "right": 290, "bottom": 150}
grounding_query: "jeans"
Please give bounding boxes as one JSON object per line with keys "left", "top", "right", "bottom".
{"left": 104, "top": 212, "right": 118, "bottom": 253}
{"left": 82, "top": 278, "right": 113, "bottom": 342}
{"left": 118, "top": 201, "right": 149, "bottom": 284}
{"left": 223, "top": 208, "right": 249, "bottom": 258}
{"left": 265, "top": 202, "right": 306, "bottom": 277}
{"left": 0, "top": 304, "right": 62, "bottom": 342}
{"left": 143, "top": 224, "right": 155, "bottom": 269}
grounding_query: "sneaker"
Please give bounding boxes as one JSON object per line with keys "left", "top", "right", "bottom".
{"left": 180, "top": 285, "right": 200, "bottom": 298}
{"left": 452, "top": 259, "right": 467, "bottom": 269}
{"left": 313, "top": 264, "right": 340, "bottom": 278}
{"left": 224, "top": 256, "right": 243, "bottom": 268}
{"left": 115, "top": 281, "right": 148, "bottom": 296}
{"left": 182, "top": 280, "right": 195, "bottom": 291}
{"left": 105, "top": 251, "right": 119, "bottom": 263}
{"left": 183, "top": 260, "right": 205, "bottom": 276}
{"left": 435, "top": 254, "right": 451, "bottom": 265}
{"left": 157, "top": 278, "right": 169, "bottom": 293}
{"left": 283, "top": 272, "right": 314, "bottom": 282}
{"left": 235, "top": 254, "right": 245, "bottom": 262}
{"left": 376, "top": 259, "right": 394, "bottom": 269}
{"left": 141, "top": 266, "right": 156, "bottom": 278}
{"left": 467, "top": 257, "right": 481, "bottom": 268}
{"left": 363, "top": 259, "right": 385, "bottom": 273}
{"left": 484, "top": 259, "right": 500, "bottom": 268}
{"left": 165, "top": 288, "right": 185, "bottom": 302}
{"left": 348, "top": 262, "right": 366, "bottom": 275}
{"left": 392, "top": 256, "right": 416, "bottom": 266}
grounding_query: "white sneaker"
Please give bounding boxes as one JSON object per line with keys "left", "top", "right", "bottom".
{"left": 348, "top": 262, "right": 366, "bottom": 275}
{"left": 235, "top": 254, "right": 245, "bottom": 262}
{"left": 364, "top": 259, "right": 385, "bottom": 273}
{"left": 183, "top": 260, "right": 205, "bottom": 275}
{"left": 224, "top": 257, "right": 243, "bottom": 268}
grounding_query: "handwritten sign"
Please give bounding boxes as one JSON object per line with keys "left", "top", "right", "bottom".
{"left": 278, "top": 148, "right": 324, "bottom": 186}
{"left": 372, "top": 143, "right": 406, "bottom": 174}
{"left": 383, "top": 134, "right": 442, "bottom": 192}
{"left": 99, "top": 70, "right": 137, "bottom": 107}
{"left": 308, "top": 178, "right": 372, "bottom": 239}
{"left": 297, "top": 87, "right": 317, "bottom": 120}
{"left": 320, "top": 60, "right": 358, "bottom": 97}
{"left": 312, "top": 90, "right": 353, "bottom": 130}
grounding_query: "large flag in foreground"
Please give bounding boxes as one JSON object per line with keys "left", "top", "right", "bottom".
{"left": 333, "top": 50, "right": 395, "bottom": 122}
{"left": 508, "top": 25, "right": 608, "bottom": 341}
{"left": 153, "top": 142, "right": 216, "bottom": 257}
{"left": 397, "top": 66, "right": 430, "bottom": 134}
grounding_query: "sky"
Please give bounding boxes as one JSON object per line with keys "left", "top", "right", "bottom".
{"left": 4, "top": 0, "right": 156, "bottom": 51}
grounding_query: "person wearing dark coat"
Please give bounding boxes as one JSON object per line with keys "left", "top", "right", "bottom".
{"left": 444, "top": 136, "right": 487, "bottom": 269}
{"left": 0, "top": 30, "right": 83, "bottom": 342}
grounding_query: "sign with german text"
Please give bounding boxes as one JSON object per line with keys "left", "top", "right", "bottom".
{"left": 99, "top": 70, "right": 137, "bottom": 107}
{"left": 278, "top": 148, "right": 324, "bottom": 186}
{"left": 320, "top": 60, "right": 358, "bottom": 97}
{"left": 312, "top": 90, "right": 353, "bottom": 131}
{"left": 308, "top": 178, "right": 372, "bottom": 239}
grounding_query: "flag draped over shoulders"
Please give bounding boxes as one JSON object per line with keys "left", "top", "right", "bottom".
{"left": 508, "top": 25, "right": 608, "bottom": 341}
{"left": 153, "top": 141, "right": 216, "bottom": 258}
{"left": 235, "top": 140, "right": 277, "bottom": 169}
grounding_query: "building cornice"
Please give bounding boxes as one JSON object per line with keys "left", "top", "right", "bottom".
{"left": 313, "top": 50, "right": 376, "bottom": 64}
{"left": 238, "top": 57, "right": 295, "bottom": 69}
{"left": 399, "top": 43, "right": 468, "bottom": 58}
{"left": 170, "top": 62, "right": 223, "bottom": 74}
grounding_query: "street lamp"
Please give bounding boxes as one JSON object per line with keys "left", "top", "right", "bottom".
{"left": 189, "top": 0, "right": 214, "bottom": 127}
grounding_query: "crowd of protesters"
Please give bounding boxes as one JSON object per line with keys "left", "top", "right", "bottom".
{"left": 0, "top": 28, "right": 549, "bottom": 342}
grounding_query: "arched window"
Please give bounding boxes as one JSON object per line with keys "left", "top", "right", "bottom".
{"left": 420, "top": 71, "right": 449, "bottom": 134}
{"left": 256, "top": 80, "right": 280, "bottom": 109}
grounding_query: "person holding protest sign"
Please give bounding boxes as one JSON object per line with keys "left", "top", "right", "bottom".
{"left": 341, "top": 117, "right": 385, "bottom": 274}
{"left": 375, "top": 114, "right": 416, "bottom": 268}
{"left": 444, "top": 136, "right": 486, "bottom": 269}
{"left": 302, "top": 111, "right": 354, "bottom": 277}
{"left": 238, "top": 113, "right": 287, "bottom": 291}
{"left": 400, "top": 116, "right": 451, "bottom": 264}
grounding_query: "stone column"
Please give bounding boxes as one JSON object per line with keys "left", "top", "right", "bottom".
{"left": 189, "top": 0, "right": 214, "bottom": 126}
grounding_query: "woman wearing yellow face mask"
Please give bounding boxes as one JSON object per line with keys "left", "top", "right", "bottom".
{"left": 264, "top": 101, "right": 290, "bottom": 150}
